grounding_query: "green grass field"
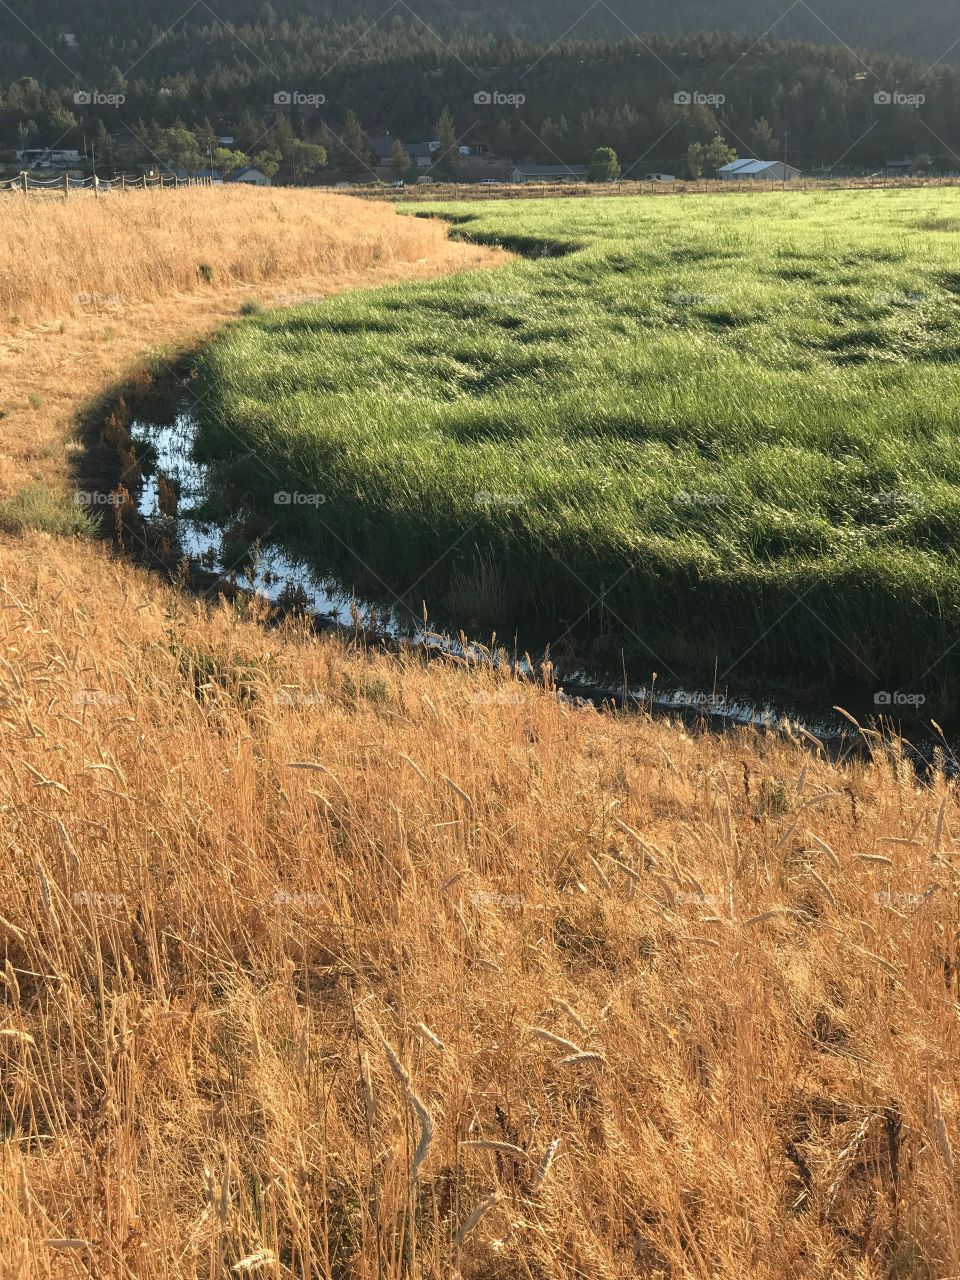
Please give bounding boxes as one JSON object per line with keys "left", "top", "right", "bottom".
{"left": 191, "top": 189, "right": 960, "bottom": 700}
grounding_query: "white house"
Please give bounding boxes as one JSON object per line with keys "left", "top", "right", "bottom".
{"left": 719, "top": 159, "right": 800, "bottom": 181}
{"left": 226, "top": 167, "right": 271, "bottom": 187}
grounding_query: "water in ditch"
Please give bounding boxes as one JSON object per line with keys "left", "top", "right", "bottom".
{"left": 122, "top": 396, "right": 948, "bottom": 765}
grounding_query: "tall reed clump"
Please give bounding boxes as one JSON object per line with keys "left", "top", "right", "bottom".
{"left": 0, "top": 530, "right": 959, "bottom": 1278}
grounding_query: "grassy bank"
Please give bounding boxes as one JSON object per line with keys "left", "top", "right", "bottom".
{"left": 192, "top": 188, "right": 960, "bottom": 702}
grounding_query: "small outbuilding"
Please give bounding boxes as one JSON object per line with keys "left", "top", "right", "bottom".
{"left": 226, "top": 167, "right": 271, "bottom": 187}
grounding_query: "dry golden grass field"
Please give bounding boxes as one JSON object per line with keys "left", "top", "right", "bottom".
{"left": 1, "top": 187, "right": 959, "bottom": 1280}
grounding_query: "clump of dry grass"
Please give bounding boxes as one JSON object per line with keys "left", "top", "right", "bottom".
{"left": 0, "top": 186, "right": 450, "bottom": 330}
{"left": 0, "top": 532, "right": 959, "bottom": 1278}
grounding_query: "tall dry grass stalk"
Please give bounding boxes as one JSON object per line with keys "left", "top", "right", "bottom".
{"left": 0, "top": 185, "right": 957, "bottom": 1278}
{"left": 0, "top": 186, "right": 451, "bottom": 330}
{"left": 0, "top": 535, "right": 958, "bottom": 1277}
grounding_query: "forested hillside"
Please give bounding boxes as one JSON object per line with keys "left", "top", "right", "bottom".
{"left": 3, "top": 0, "right": 958, "bottom": 62}
{"left": 2, "top": 8, "right": 957, "bottom": 178}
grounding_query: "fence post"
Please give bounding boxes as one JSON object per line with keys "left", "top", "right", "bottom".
{"left": 142, "top": 174, "right": 148, "bottom": 190}
{"left": 63, "top": 172, "right": 69, "bottom": 198}
{"left": 120, "top": 174, "right": 126, "bottom": 192}
{"left": 21, "top": 171, "right": 28, "bottom": 194}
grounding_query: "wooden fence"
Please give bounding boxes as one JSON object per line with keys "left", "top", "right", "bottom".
{"left": 0, "top": 172, "right": 217, "bottom": 197}
{"left": 347, "top": 175, "right": 960, "bottom": 204}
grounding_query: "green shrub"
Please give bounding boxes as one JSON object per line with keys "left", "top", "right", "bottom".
{"left": 0, "top": 485, "right": 95, "bottom": 537}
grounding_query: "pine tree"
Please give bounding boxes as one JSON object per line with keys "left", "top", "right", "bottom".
{"left": 432, "top": 107, "right": 459, "bottom": 180}
{"left": 338, "top": 111, "right": 370, "bottom": 181}
{"left": 93, "top": 119, "right": 114, "bottom": 171}
{"left": 749, "top": 116, "right": 778, "bottom": 157}
{"left": 195, "top": 118, "right": 217, "bottom": 161}
{"left": 390, "top": 137, "right": 410, "bottom": 179}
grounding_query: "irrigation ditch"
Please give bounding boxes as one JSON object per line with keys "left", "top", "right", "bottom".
{"left": 70, "top": 345, "right": 960, "bottom": 780}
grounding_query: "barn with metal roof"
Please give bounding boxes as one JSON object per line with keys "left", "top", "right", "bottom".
{"left": 719, "top": 159, "right": 801, "bottom": 181}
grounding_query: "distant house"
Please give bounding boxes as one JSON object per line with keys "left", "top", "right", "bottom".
{"left": 719, "top": 159, "right": 800, "bottom": 181}
{"left": 16, "top": 147, "right": 81, "bottom": 168}
{"left": 369, "top": 139, "right": 441, "bottom": 168}
{"left": 883, "top": 158, "right": 914, "bottom": 177}
{"left": 369, "top": 135, "right": 397, "bottom": 166}
{"left": 644, "top": 172, "right": 676, "bottom": 182}
{"left": 226, "top": 166, "right": 271, "bottom": 187}
{"left": 407, "top": 141, "right": 441, "bottom": 169}
{"left": 510, "top": 164, "right": 588, "bottom": 183}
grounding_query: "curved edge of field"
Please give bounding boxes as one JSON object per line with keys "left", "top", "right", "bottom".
{"left": 0, "top": 188, "right": 509, "bottom": 521}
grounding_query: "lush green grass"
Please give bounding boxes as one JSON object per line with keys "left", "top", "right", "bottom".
{"left": 192, "top": 189, "right": 960, "bottom": 697}
{"left": 0, "top": 484, "right": 95, "bottom": 538}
